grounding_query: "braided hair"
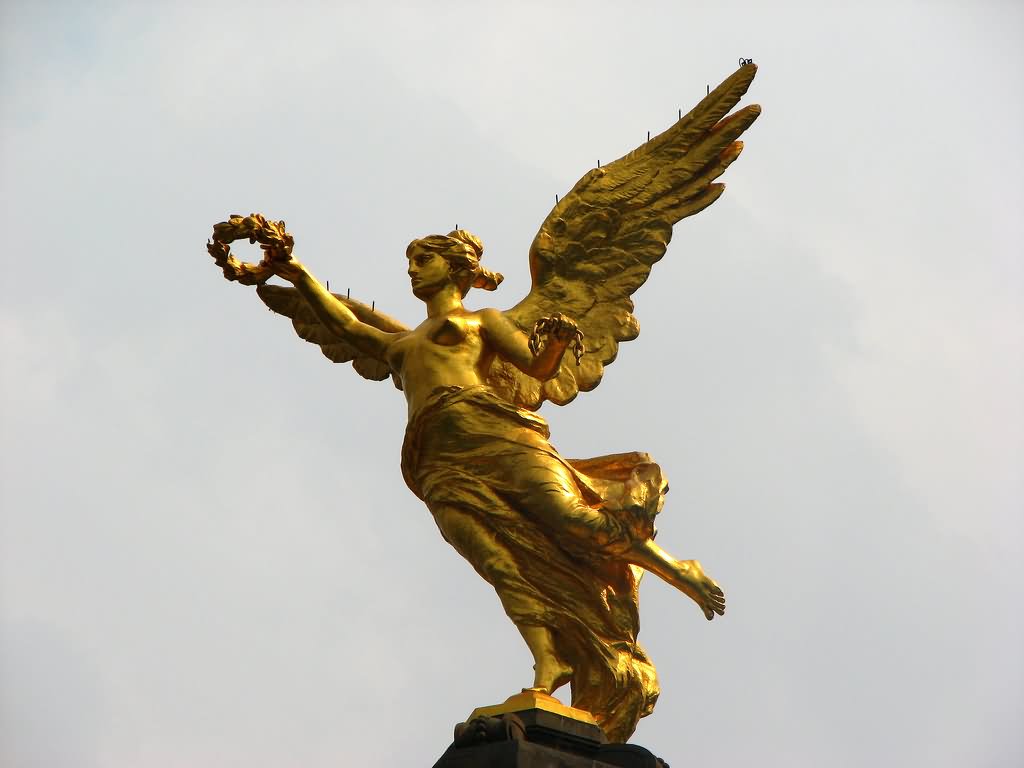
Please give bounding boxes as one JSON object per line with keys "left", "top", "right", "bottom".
{"left": 406, "top": 229, "right": 503, "bottom": 295}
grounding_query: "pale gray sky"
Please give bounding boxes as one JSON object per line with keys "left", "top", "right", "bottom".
{"left": 1, "top": 1, "right": 1021, "bottom": 766}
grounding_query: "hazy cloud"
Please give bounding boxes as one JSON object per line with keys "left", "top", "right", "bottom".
{"left": 2, "top": 2, "right": 1021, "bottom": 766}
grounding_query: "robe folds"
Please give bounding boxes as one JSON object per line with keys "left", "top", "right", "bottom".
{"left": 401, "top": 385, "right": 666, "bottom": 741}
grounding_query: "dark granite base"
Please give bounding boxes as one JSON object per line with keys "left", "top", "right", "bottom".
{"left": 432, "top": 709, "right": 668, "bottom": 768}
{"left": 433, "top": 739, "right": 658, "bottom": 767}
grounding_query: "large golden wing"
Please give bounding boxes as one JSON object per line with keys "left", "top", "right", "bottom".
{"left": 256, "top": 284, "right": 410, "bottom": 388}
{"left": 489, "top": 64, "right": 761, "bottom": 410}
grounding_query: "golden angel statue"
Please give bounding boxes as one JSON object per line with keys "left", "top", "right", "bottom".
{"left": 207, "top": 64, "right": 760, "bottom": 742}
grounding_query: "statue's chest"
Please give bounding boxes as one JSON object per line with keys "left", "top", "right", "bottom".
{"left": 427, "top": 316, "right": 473, "bottom": 347}
{"left": 389, "top": 317, "right": 481, "bottom": 370}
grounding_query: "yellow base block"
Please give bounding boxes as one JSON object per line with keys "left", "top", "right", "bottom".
{"left": 467, "top": 690, "right": 598, "bottom": 725}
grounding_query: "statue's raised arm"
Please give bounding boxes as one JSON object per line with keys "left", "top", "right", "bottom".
{"left": 206, "top": 213, "right": 410, "bottom": 386}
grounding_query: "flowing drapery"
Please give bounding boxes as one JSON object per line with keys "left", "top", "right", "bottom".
{"left": 401, "top": 385, "right": 664, "bottom": 741}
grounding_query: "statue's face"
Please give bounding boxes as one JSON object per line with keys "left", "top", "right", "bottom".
{"left": 407, "top": 243, "right": 453, "bottom": 300}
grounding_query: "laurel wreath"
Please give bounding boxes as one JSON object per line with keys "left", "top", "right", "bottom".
{"left": 206, "top": 213, "right": 294, "bottom": 285}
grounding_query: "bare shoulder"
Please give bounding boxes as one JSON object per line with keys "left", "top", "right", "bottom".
{"left": 473, "top": 307, "right": 527, "bottom": 353}
{"left": 474, "top": 307, "right": 506, "bottom": 326}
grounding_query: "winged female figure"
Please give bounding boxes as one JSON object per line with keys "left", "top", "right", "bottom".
{"left": 208, "top": 64, "right": 760, "bottom": 741}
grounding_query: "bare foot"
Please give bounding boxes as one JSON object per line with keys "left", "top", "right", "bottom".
{"left": 676, "top": 559, "right": 726, "bottom": 620}
{"left": 530, "top": 657, "right": 574, "bottom": 694}
{"left": 628, "top": 541, "right": 726, "bottom": 621}
{"left": 518, "top": 625, "right": 573, "bottom": 694}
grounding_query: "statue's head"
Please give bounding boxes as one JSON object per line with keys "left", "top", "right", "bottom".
{"left": 406, "top": 229, "right": 503, "bottom": 300}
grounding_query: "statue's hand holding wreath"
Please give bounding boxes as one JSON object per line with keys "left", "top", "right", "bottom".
{"left": 206, "top": 213, "right": 302, "bottom": 285}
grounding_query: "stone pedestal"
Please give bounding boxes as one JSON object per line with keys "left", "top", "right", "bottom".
{"left": 431, "top": 691, "right": 668, "bottom": 768}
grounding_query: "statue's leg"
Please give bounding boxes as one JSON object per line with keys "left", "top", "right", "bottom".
{"left": 513, "top": 459, "right": 726, "bottom": 620}
{"left": 428, "top": 502, "right": 573, "bottom": 693}
{"left": 627, "top": 540, "right": 726, "bottom": 621}
{"left": 516, "top": 460, "right": 627, "bottom": 551}
{"left": 518, "top": 625, "right": 573, "bottom": 695}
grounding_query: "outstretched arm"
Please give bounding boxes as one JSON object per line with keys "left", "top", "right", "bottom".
{"left": 479, "top": 308, "right": 575, "bottom": 381}
{"left": 272, "top": 259, "right": 397, "bottom": 359}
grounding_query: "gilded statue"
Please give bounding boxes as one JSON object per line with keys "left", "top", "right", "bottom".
{"left": 206, "top": 64, "right": 760, "bottom": 742}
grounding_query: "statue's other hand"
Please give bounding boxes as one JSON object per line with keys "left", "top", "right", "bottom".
{"left": 529, "top": 313, "right": 585, "bottom": 365}
{"left": 546, "top": 313, "right": 581, "bottom": 344}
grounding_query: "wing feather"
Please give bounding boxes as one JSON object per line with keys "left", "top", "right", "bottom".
{"left": 256, "top": 284, "right": 409, "bottom": 386}
{"left": 490, "top": 64, "right": 760, "bottom": 410}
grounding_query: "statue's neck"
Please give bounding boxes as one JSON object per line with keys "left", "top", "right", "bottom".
{"left": 424, "top": 285, "right": 465, "bottom": 318}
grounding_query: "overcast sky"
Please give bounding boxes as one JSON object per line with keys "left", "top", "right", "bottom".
{"left": 1, "top": 2, "right": 1021, "bottom": 766}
